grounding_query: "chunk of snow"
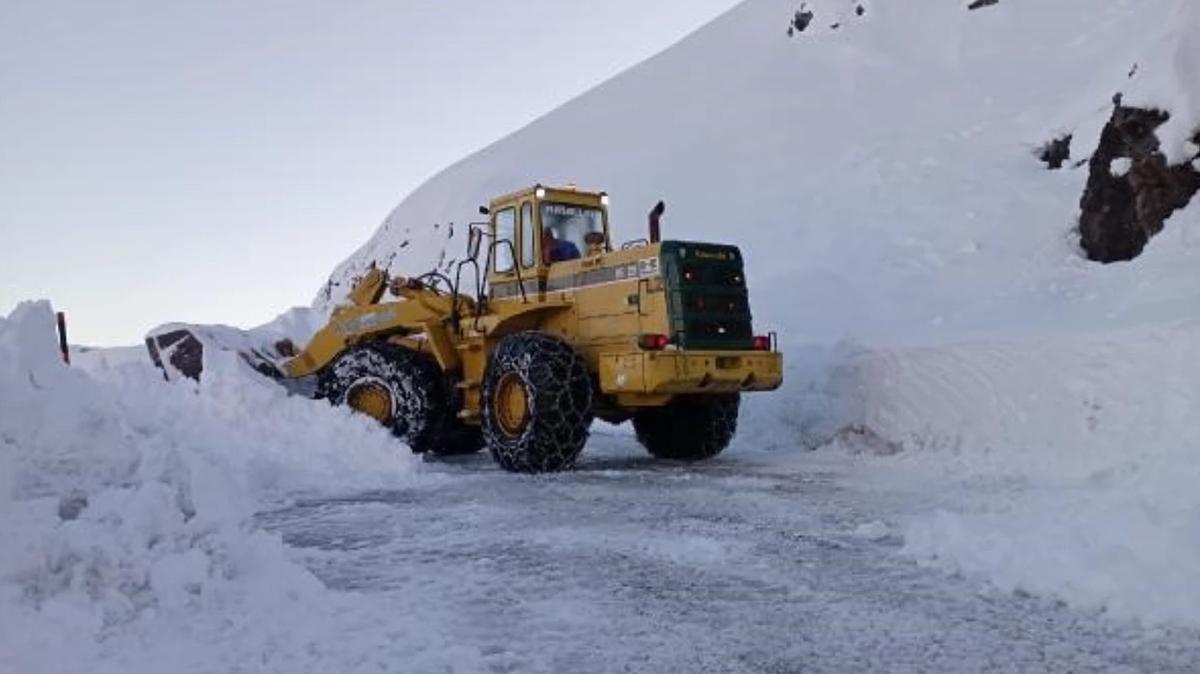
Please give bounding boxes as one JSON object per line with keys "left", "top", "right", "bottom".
{"left": 852, "top": 520, "right": 891, "bottom": 540}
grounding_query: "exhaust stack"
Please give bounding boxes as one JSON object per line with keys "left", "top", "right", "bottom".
{"left": 648, "top": 200, "right": 665, "bottom": 243}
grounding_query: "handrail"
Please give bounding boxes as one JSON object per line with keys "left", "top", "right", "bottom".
{"left": 451, "top": 258, "right": 483, "bottom": 333}
{"left": 485, "top": 239, "right": 528, "bottom": 304}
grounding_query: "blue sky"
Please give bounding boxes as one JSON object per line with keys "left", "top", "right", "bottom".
{"left": 0, "top": 0, "right": 739, "bottom": 345}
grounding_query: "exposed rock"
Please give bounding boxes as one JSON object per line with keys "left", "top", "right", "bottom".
{"left": 1038, "top": 134, "right": 1072, "bottom": 170}
{"left": 57, "top": 492, "right": 88, "bottom": 521}
{"left": 788, "top": 5, "right": 814, "bottom": 37}
{"left": 967, "top": 0, "right": 999, "bottom": 10}
{"left": 1078, "top": 105, "right": 1200, "bottom": 263}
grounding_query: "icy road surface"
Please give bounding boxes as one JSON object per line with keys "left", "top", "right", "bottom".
{"left": 260, "top": 432, "right": 1200, "bottom": 674}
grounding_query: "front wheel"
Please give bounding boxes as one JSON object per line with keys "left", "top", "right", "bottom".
{"left": 316, "top": 342, "right": 448, "bottom": 454}
{"left": 632, "top": 394, "right": 740, "bottom": 461}
{"left": 481, "top": 332, "right": 593, "bottom": 473}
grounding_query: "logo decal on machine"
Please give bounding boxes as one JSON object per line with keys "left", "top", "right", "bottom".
{"left": 338, "top": 307, "right": 396, "bottom": 335}
{"left": 498, "top": 257, "right": 662, "bottom": 296}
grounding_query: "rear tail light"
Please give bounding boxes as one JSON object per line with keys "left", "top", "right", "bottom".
{"left": 639, "top": 333, "right": 670, "bottom": 350}
{"left": 752, "top": 335, "right": 771, "bottom": 351}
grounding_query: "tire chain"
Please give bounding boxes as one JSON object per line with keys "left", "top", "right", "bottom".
{"left": 482, "top": 332, "right": 594, "bottom": 473}
{"left": 316, "top": 342, "right": 447, "bottom": 453}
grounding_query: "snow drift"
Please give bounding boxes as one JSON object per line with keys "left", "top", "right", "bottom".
{"left": 843, "top": 310, "right": 1200, "bottom": 625}
{"left": 0, "top": 302, "right": 438, "bottom": 673}
{"left": 320, "top": 0, "right": 1200, "bottom": 626}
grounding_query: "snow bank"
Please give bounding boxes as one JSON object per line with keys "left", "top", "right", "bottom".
{"left": 795, "top": 206, "right": 1200, "bottom": 626}
{"left": 0, "top": 301, "right": 434, "bottom": 673}
{"left": 877, "top": 315, "right": 1200, "bottom": 626}
{"left": 739, "top": 285, "right": 1200, "bottom": 626}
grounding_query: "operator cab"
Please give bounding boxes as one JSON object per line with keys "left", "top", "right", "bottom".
{"left": 482, "top": 184, "right": 611, "bottom": 298}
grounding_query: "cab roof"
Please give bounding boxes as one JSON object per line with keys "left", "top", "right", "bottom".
{"left": 488, "top": 184, "right": 607, "bottom": 210}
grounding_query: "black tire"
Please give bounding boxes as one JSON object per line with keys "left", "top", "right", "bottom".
{"left": 481, "top": 332, "right": 593, "bottom": 473}
{"left": 316, "top": 342, "right": 447, "bottom": 454}
{"left": 632, "top": 394, "right": 740, "bottom": 461}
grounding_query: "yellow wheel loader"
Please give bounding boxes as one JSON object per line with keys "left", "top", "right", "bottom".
{"left": 147, "top": 185, "right": 783, "bottom": 472}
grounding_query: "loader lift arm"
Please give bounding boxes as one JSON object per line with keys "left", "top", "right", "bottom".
{"left": 282, "top": 271, "right": 470, "bottom": 378}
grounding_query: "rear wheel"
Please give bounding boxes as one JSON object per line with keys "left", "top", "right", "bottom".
{"left": 317, "top": 342, "right": 448, "bottom": 454}
{"left": 481, "top": 332, "right": 593, "bottom": 473}
{"left": 632, "top": 394, "right": 740, "bottom": 461}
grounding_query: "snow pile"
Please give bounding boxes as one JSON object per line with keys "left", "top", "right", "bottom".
{"left": 145, "top": 304, "right": 329, "bottom": 383}
{"left": 317, "top": 0, "right": 1200, "bottom": 627}
{"left": 0, "top": 301, "right": 431, "bottom": 673}
{"left": 843, "top": 317, "right": 1200, "bottom": 624}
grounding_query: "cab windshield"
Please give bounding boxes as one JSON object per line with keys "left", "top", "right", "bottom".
{"left": 540, "top": 202, "right": 605, "bottom": 261}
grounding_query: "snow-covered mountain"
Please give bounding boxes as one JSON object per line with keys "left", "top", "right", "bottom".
{"left": 321, "top": 0, "right": 1199, "bottom": 345}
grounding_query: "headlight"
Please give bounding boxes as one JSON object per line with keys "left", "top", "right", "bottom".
{"left": 600, "top": 193, "right": 610, "bottom": 206}
{"left": 535, "top": 187, "right": 546, "bottom": 199}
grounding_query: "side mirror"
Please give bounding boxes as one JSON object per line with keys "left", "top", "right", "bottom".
{"left": 467, "top": 226, "right": 484, "bottom": 261}
{"left": 478, "top": 205, "right": 490, "bottom": 216}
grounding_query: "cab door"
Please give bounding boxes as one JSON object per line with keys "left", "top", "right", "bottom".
{"left": 518, "top": 200, "right": 543, "bottom": 300}
{"left": 488, "top": 206, "right": 521, "bottom": 300}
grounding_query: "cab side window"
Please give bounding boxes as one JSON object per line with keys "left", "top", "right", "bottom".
{"left": 494, "top": 208, "right": 515, "bottom": 273}
{"left": 520, "top": 202, "right": 535, "bottom": 268}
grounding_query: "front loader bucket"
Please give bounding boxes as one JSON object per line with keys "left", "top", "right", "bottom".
{"left": 145, "top": 329, "right": 205, "bottom": 381}
{"left": 145, "top": 323, "right": 288, "bottom": 383}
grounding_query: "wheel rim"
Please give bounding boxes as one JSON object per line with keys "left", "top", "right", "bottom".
{"left": 494, "top": 372, "right": 530, "bottom": 437}
{"left": 346, "top": 379, "right": 395, "bottom": 424}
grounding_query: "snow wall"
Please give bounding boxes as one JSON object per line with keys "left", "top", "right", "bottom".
{"left": 0, "top": 301, "right": 491, "bottom": 672}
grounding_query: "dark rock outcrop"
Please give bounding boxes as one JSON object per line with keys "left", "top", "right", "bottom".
{"left": 1038, "top": 134, "right": 1072, "bottom": 170}
{"left": 1078, "top": 105, "right": 1200, "bottom": 263}
{"left": 788, "top": 5, "right": 814, "bottom": 36}
{"left": 967, "top": 0, "right": 1000, "bottom": 10}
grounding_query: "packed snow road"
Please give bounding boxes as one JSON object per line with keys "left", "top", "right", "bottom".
{"left": 259, "top": 431, "right": 1200, "bottom": 674}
